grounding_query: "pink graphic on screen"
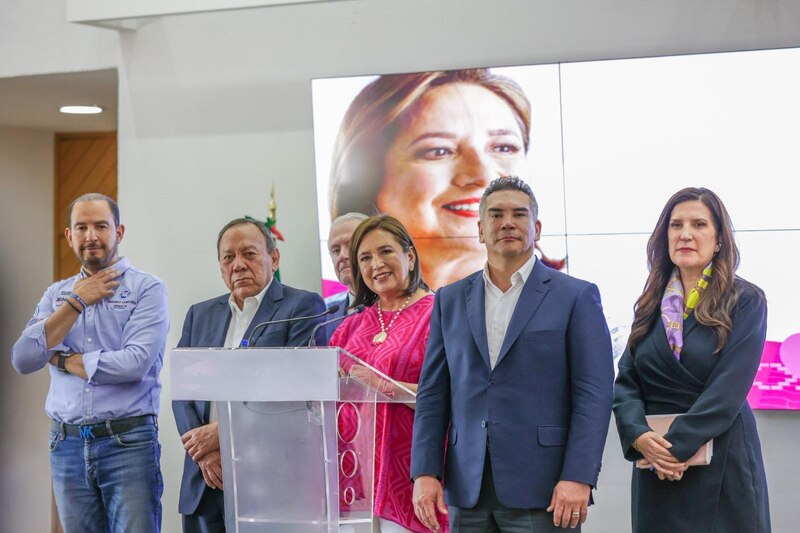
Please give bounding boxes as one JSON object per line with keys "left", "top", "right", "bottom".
{"left": 323, "top": 279, "right": 347, "bottom": 298}
{"left": 748, "top": 334, "right": 800, "bottom": 410}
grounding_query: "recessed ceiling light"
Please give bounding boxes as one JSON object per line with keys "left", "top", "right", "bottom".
{"left": 59, "top": 105, "right": 103, "bottom": 115}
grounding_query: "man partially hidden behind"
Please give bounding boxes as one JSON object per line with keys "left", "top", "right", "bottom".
{"left": 172, "top": 218, "right": 326, "bottom": 532}
{"left": 12, "top": 193, "right": 169, "bottom": 533}
{"left": 411, "top": 177, "right": 614, "bottom": 532}
{"left": 323, "top": 212, "right": 368, "bottom": 342}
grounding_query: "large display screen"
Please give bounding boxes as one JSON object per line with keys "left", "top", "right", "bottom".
{"left": 312, "top": 48, "right": 800, "bottom": 410}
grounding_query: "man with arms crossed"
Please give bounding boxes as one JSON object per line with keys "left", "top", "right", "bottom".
{"left": 323, "top": 212, "right": 368, "bottom": 341}
{"left": 411, "top": 177, "right": 614, "bottom": 532}
{"left": 12, "top": 193, "right": 169, "bottom": 533}
{"left": 172, "top": 218, "right": 326, "bottom": 532}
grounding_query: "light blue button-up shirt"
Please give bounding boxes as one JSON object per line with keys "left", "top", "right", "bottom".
{"left": 11, "top": 257, "right": 169, "bottom": 424}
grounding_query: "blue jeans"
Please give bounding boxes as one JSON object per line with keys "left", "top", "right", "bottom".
{"left": 49, "top": 422, "right": 163, "bottom": 533}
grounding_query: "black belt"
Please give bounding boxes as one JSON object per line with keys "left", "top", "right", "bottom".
{"left": 52, "top": 415, "right": 157, "bottom": 439}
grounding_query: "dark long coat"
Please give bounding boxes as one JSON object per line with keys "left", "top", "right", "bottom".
{"left": 614, "top": 279, "right": 770, "bottom": 533}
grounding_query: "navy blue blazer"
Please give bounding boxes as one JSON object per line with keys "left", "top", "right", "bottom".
{"left": 171, "top": 280, "right": 325, "bottom": 516}
{"left": 411, "top": 261, "right": 614, "bottom": 509}
{"left": 613, "top": 279, "right": 770, "bottom": 532}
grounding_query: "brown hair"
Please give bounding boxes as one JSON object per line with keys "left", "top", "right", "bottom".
{"left": 329, "top": 68, "right": 532, "bottom": 219}
{"left": 349, "top": 215, "right": 429, "bottom": 307}
{"left": 628, "top": 187, "right": 740, "bottom": 355}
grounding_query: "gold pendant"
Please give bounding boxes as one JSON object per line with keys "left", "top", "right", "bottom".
{"left": 373, "top": 331, "right": 387, "bottom": 344}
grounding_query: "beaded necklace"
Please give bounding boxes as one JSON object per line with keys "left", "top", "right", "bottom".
{"left": 373, "top": 293, "right": 413, "bottom": 345}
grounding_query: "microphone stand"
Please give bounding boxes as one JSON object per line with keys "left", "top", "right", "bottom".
{"left": 308, "top": 304, "right": 366, "bottom": 347}
{"left": 244, "top": 304, "right": 339, "bottom": 348}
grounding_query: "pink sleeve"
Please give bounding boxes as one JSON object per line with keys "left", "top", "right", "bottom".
{"left": 330, "top": 312, "right": 359, "bottom": 348}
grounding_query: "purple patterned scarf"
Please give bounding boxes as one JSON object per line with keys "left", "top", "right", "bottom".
{"left": 660, "top": 264, "right": 713, "bottom": 359}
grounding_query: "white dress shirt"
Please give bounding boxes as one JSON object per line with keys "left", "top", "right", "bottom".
{"left": 483, "top": 254, "right": 536, "bottom": 369}
{"left": 223, "top": 280, "right": 272, "bottom": 349}
{"left": 210, "top": 280, "right": 271, "bottom": 422}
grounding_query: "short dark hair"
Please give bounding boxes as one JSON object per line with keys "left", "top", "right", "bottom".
{"left": 348, "top": 215, "right": 429, "bottom": 308}
{"left": 67, "top": 193, "right": 119, "bottom": 228}
{"left": 216, "top": 218, "right": 276, "bottom": 258}
{"left": 479, "top": 176, "right": 538, "bottom": 219}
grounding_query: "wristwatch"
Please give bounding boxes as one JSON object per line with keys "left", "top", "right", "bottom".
{"left": 56, "top": 351, "right": 73, "bottom": 374}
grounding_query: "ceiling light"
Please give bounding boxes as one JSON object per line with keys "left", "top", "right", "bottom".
{"left": 59, "top": 105, "right": 103, "bottom": 114}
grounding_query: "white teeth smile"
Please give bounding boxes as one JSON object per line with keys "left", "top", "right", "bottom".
{"left": 445, "top": 203, "right": 479, "bottom": 212}
{"left": 374, "top": 272, "right": 391, "bottom": 281}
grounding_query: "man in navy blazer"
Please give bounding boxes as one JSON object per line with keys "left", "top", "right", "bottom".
{"left": 411, "top": 177, "right": 614, "bottom": 532}
{"left": 172, "top": 218, "right": 325, "bottom": 532}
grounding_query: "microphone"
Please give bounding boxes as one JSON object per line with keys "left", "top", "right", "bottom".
{"left": 245, "top": 305, "right": 339, "bottom": 348}
{"left": 308, "top": 304, "right": 366, "bottom": 347}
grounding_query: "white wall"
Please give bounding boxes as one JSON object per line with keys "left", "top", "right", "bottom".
{"left": 2, "top": 1, "right": 800, "bottom": 532}
{"left": 0, "top": 0, "right": 119, "bottom": 77}
{"left": 0, "top": 126, "right": 56, "bottom": 533}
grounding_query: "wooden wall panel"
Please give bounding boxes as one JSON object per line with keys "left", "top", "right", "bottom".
{"left": 54, "top": 132, "right": 117, "bottom": 281}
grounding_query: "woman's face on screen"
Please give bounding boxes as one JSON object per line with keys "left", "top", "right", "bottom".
{"left": 376, "top": 82, "right": 530, "bottom": 286}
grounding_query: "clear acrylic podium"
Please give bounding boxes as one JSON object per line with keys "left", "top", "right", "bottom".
{"left": 171, "top": 347, "right": 415, "bottom": 533}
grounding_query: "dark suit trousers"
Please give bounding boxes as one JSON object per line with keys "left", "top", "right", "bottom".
{"left": 449, "top": 444, "right": 579, "bottom": 533}
{"left": 182, "top": 488, "right": 225, "bottom": 533}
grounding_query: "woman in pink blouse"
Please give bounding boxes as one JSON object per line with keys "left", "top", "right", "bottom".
{"left": 331, "top": 215, "right": 446, "bottom": 533}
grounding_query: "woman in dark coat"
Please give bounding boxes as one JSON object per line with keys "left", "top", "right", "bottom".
{"left": 614, "top": 187, "right": 770, "bottom": 533}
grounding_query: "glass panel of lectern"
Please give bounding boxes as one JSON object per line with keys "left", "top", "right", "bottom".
{"left": 171, "top": 347, "right": 416, "bottom": 533}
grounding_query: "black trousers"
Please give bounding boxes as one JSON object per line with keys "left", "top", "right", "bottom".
{"left": 449, "top": 446, "right": 579, "bottom": 533}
